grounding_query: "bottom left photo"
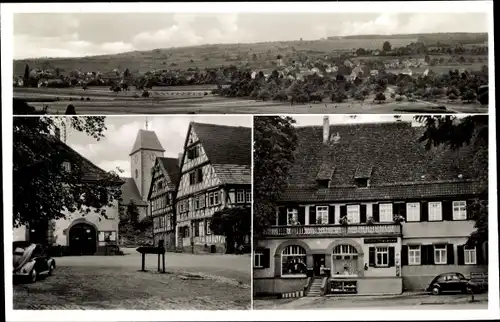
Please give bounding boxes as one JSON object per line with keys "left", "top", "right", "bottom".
{"left": 10, "top": 115, "right": 252, "bottom": 310}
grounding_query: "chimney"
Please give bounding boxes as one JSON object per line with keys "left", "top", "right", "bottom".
{"left": 178, "top": 152, "right": 183, "bottom": 167}
{"left": 323, "top": 116, "right": 330, "bottom": 144}
{"left": 54, "top": 127, "right": 61, "bottom": 140}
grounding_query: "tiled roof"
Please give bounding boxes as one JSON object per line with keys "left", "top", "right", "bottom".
{"left": 212, "top": 164, "right": 251, "bottom": 185}
{"left": 316, "top": 164, "right": 335, "bottom": 181}
{"left": 120, "top": 177, "right": 148, "bottom": 206}
{"left": 281, "top": 121, "right": 482, "bottom": 202}
{"left": 191, "top": 122, "right": 251, "bottom": 166}
{"left": 190, "top": 122, "right": 251, "bottom": 186}
{"left": 129, "top": 129, "right": 165, "bottom": 155}
{"left": 280, "top": 180, "right": 483, "bottom": 202}
{"left": 55, "top": 137, "right": 123, "bottom": 185}
{"left": 158, "top": 157, "right": 181, "bottom": 190}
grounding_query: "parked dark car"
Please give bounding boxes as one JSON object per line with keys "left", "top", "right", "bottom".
{"left": 13, "top": 242, "right": 56, "bottom": 283}
{"left": 426, "top": 272, "right": 479, "bottom": 295}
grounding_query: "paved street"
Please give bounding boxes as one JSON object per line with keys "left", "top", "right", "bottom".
{"left": 13, "top": 249, "right": 251, "bottom": 310}
{"left": 253, "top": 292, "right": 488, "bottom": 310}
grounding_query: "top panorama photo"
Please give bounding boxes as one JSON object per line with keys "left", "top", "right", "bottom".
{"left": 13, "top": 12, "right": 489, "bottom": 115}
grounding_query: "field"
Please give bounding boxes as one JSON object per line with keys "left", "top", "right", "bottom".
{"left": 13, "top": 37, "right": 419, "bottom": 75}
{"left": 14, "top": 86, "right": 487, "bottom": 115}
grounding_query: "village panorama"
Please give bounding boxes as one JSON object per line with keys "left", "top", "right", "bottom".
{"left": 12, "top": 115, "right": 252, "bottom": 310}
{"left": 13, "top": 33, "right": 488, "bottom": 115}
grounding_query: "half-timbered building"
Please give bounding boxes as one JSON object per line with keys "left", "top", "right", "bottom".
{"left": 253, "top": 117, "right": 487, "bottom": 297}
{"left": 175, "top": 122, "right": 251, "bottom": 253}
{"left": 147, "top": 157, "right": 181, "bottom": 251}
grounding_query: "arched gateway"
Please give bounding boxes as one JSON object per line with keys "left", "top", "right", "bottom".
{"left": 69, "top": 223, "right": 97, "bottom": 255}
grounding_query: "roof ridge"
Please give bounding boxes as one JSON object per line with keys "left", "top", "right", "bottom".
{"left": 190, "top": 121, "right": 251, "bottom": 129}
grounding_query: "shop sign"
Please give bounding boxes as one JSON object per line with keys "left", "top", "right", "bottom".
{"left": 364, "top": 238, "right": 397, "bottom": 244}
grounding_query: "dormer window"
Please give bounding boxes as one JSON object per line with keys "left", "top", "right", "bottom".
{"left": 317, "top": 179, "right": 330, "bottom": 188}
{"left": 62, "top": 161, "right": 71, "bottom": 172}
{"left": 354, "top": 165, "right": 373, "bottom": 188}
{"left": 187, "top": 145, "right": 200, "bottom": 160}
{"left": 355, "top": 178, "right": 369, "bottom": 188}
{"left": 316, "top": 164, "right": 335, "bottom": 188}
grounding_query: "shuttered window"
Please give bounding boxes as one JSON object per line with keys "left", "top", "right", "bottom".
{"left": 429, "top": 202, "right": 442, "bottom": 221}
{"left": 464, "top": 246, "right": 477, "bottom": 264}
{"left": 453, "top": 201, "right": 467, "bottom": 220}
{"left": 347, "top": 205, "right": 360, "bottom": 224}
{"left": 406, "top": 203, "right": 420, "bottom": 222}
{"left": 409, "top": 245, "right": 421, "bottom": 265}
{"left": 316, "top": 206, "right": 329, "bottom": 224}
{"left": 379, "top": 203, "right": 393, "bottom": 222}
{"left": 287, "top": 208, "right": 298, "bottom": 225}
{"left": 434, "top": 245, "right": 447, "bottom": 264}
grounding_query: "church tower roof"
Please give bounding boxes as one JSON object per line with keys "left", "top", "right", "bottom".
{"left": 129, "top": 129, "right": 165, "bottom": 156}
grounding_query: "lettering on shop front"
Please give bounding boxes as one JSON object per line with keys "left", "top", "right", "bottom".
{"left": 364, "top": 238, "right": 397, "bottom": 244}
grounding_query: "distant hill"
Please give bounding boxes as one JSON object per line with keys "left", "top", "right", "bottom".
{"left": 13, "top": 32, "right": 488, "bottom": 76}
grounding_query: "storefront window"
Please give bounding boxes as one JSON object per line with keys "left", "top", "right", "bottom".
{"left": 332, "top": 244, "right": 358, "bottom": 276}
{"left": 281, "top": 245, "right": 307, "bottom": 276}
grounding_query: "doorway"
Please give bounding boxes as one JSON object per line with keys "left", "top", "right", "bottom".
{"left": 69, "top": 223, "right": 97, "bottom": 255}
{"left": 313, "top": 254, "right": 326, "bottom": 276}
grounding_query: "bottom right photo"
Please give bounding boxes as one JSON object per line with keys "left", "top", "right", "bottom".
{"left": 252, "top": 114, "right": 488, "bottom": 310}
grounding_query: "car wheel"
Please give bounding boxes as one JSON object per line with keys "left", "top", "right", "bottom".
{"left": 30, "top": 269, "right": 38, "bottom": 283}
{"left": 48, "top": 263, "right": 55, "bottom": 276}
{"left": 431, "top": 286, "right": 440, "bottom": 295}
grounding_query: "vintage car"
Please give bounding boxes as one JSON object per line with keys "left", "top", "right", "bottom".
{"left": 426, "top": 272, "right": 480, "bottom": 295}
{"left": 13, "top": 242, "right": 56, "bottom": 283}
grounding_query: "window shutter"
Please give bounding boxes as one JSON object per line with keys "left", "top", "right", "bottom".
{"left": 397, "top": 203, "right": 407, "bottom": 220}
{"left": 368, "top": 247, "right": 376, "bottom": 267}
{"left": 360, "top": 204, "right": 367, "bottom": 223}
{"left": 466, "top": 199, "right": 475, "bottom": 220}
{"left": 262, "top": 248, "right": 271, "bottom": 268}
{"left": 372, "top": 204, "right": 380, "bottom": 222}
{"left": 388, "top": 247, "right": 395, "bottom": 267}
{"left": 298, "top": 206, "right": 306, "bottom": 225}
{"left": 187, "top": 149, "right": 193, "bottom": 159}
{"left": 421, "top": 245, "right": 428, "bottom": 265}
{"left": 446, "top": 244, "right": 454, "bottom": 264}
{"left": 427, "top": 245, "right": 435, "bottom": 265}
{"left": 443, "top": 200, "right": 453, "bottom": 221}
{"left": 476, "top": 244, "right": 485, "bottom": 265}
{"left": 278, "top": 207, "right": 287, "bottom": 225}
{"left": 340, "top": 205, "right": 347, "bottom": 218}
{"left": 328, "top": 205, "right": 335, "bottom": 224}
{"left": 457, "top": 245, "right": 465, "bottom": 265}
{"left": 309, "top": 206, "right": 316, "bottom": 224}
{"left": 401, "top": 245, "right": 408, "bottom": 266}
{"left": 421, "top": 202, "right": 429, "bottom": 221}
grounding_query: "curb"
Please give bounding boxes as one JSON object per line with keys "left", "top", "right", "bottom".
{"left": 281, "top": 291, "right": 304, "bottom": 299}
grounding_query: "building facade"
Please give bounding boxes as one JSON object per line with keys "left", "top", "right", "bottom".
{"left": 175, "top": 122, "right": 251, "bottom": 254}
{"left": 148, "top": 157, "right": 180, "bottom": 251}
{"left": 13, "top": 133, "right": 124, "bottom": 255}
{"left": 253, "top": 117, "right": 487, "bottom": 296}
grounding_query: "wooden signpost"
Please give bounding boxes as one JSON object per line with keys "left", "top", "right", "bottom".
{"left": 136, "top": 240, "right": 166, "bottom": 273}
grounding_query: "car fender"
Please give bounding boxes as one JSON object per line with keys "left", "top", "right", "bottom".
{"left": 48, "top": 258, "right": 56, "bottom": 268}
{"left": 19, "top": 260, "right": 36, "bottom": 273}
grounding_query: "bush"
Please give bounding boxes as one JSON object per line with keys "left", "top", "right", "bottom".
{"left": 354, "top": 91, "right": 365, "bottom": 101}
{"left": 390, "top": 93, "right": 396, "bottom": 99}
{"left": 374, "top": 92, "right": 386, "bottom": 103}
{"left": 86, "top": 97, "right": 90, "bottom": 101}
{"left": 80, "top": 97, "right": 84, "bottom": 101}
{"left": 142, "top": 90, "right": 150, "bottom": 98}
{"left": 448, "top": 93, "right": 458, "bottom": 100}
{"left": 395, "top": 95, "right": 403, "bottom": 102}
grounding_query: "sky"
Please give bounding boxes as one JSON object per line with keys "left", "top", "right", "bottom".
{"left": 13, "top": 12, "right": 488, "bottom": 59}
{"left": 63, "top": 115, "right": 251, "bottom": 178}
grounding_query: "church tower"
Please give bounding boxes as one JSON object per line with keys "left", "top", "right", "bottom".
{"left": 129, "top": 128, "right": 165, "bottom": 201}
